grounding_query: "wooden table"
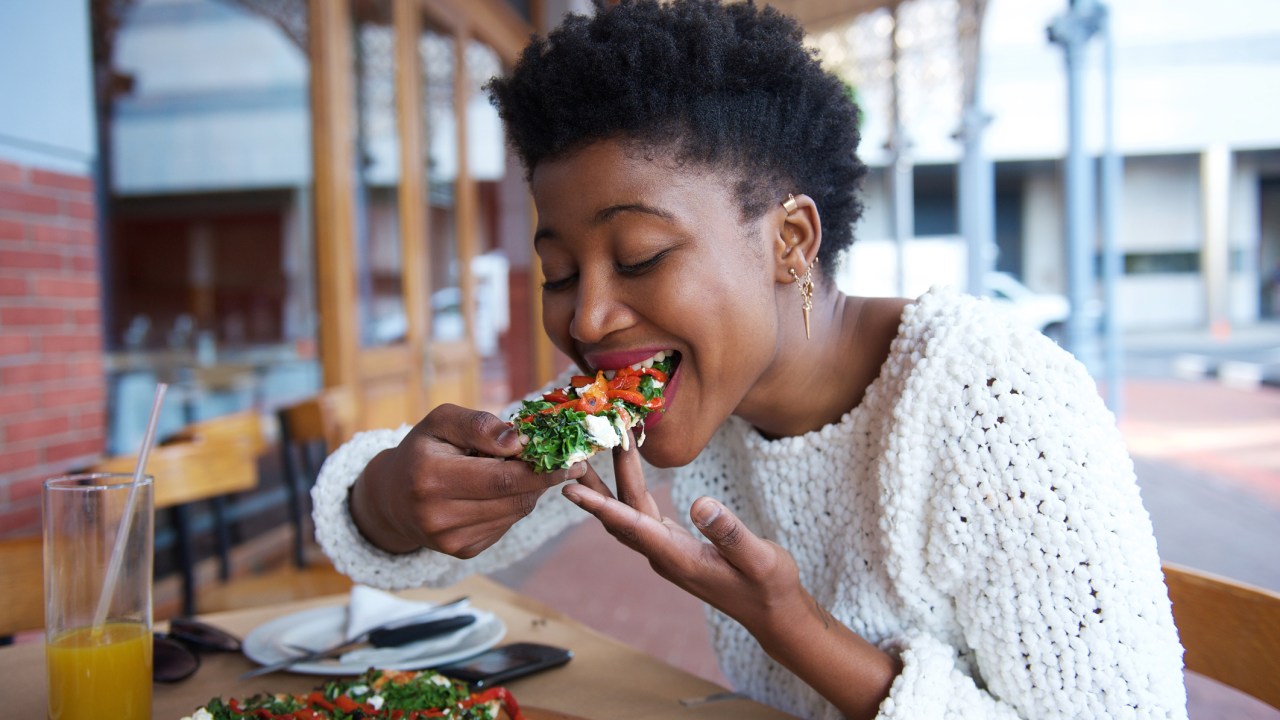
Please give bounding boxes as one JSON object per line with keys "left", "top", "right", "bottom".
{"left": 4, "top": 575, "right": 795, "bottom": 719}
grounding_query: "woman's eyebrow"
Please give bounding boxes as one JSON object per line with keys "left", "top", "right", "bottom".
{"left": 535, "top": 202, "right": 676, "bottom": 247}
{"left": 593, "top": 203, "right": 676, "bottom": 224}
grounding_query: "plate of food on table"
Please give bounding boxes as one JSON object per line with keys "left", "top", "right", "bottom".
{"left": 178, "top": 668, "right": 587, "bottom": 720}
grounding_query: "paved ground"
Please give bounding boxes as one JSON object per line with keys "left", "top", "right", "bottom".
{"left": 488, "top": 328, "right": 1280, "bottom": 718}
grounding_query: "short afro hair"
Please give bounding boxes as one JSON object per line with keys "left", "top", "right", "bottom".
{"left": 487, "top": 0, "right": 868, "bottom": 267}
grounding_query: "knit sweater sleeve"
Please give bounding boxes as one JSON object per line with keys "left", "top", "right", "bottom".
{"left": 310, "top": 375, "right": 614, "bottom": 590}
{"left": 875, "top": 293, "right": 1187, "bottom": 719}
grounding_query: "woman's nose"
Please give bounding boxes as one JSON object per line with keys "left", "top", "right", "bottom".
{"left": 569, "top": 272, "right": 634, "bottom": 344}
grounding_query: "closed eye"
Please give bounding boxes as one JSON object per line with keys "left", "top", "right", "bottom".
{"left": 541, "top": 273, "right": 576, "bottom": 292}
{"left": 617, "top": 249, "right": 670, "bottom": 276}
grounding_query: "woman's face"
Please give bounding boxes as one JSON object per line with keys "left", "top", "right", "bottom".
{"left": 530, "top": 138, "right": 784, "bottom": 467}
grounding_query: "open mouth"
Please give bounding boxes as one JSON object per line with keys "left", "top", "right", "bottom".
{"left": 600, "top": 349, "right": 680, "bottom": 379}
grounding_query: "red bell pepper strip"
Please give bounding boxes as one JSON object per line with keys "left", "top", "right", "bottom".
{"left": 542, "top": 388, "right": 570, "bottom": 403}
{"left": 607, "top": 388, "right": 647, "bottom": 406}
{"left": 459, "top": 687, "right": 525, "bottom": 720}
{"left": 305, "top": 693, "right": 335, "bottom": 712}
{"left": 642, "top": 367, "right": 668, "bottom": 383}
{"left": 607, "top": 374, "right": 641, "bottom": 391}
{"left": 614, "top": 366, "right": 668, "bottom": 384}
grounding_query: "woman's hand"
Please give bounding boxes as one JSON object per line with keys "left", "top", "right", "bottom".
{"left": 563, "top": 435, "right": 809, "bottom": 639}
{"left": 564, "top": 438, "right": 901, "bottom": 720}
{"left": 349, "top": 404, "right": 590, "bottom": 557}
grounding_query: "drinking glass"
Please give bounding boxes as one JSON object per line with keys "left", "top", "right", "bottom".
{"left": 43, "top": 473, "right": 154, "bottom": 720}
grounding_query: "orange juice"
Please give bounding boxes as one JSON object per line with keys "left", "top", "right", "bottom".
{"left": 46, "top": 622, "right": 152, "bottom": 720}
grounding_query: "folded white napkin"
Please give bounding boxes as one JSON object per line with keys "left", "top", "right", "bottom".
{"left": 338, "top": 585, "right": 493, "bottom": 667}
{"left": 344, "top": 585, "right": 468, "bottom": 640}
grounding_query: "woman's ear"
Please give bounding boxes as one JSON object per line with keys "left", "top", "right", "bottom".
{"left": 772, "top": 193, "right": 822, "bottom": 284}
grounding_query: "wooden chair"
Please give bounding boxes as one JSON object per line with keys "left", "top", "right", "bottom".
{"left": 196, "top": 389, "right": 360, "bottom": 612}
{"left": 161, "top": 410, "right": 268, "bottom": 581}
{"left": 92, "top": 437, "right": 258, "bottom": 616}
{"left": 0, "top": 535, "right": 44, "bottom": 640}
{"left": 1163, "top": 563, "right": 1280, "bottom": 709}
{"left": 276, "top": 387, "right": 357, "bottom": 567}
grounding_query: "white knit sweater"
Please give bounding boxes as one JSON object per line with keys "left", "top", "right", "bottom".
{"left": 312, "top": 288, "right": 1188, "bottom": 719}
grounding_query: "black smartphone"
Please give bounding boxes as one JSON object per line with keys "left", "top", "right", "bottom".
{"left": 435, "top": 642, "right": 573, "bottom": 689}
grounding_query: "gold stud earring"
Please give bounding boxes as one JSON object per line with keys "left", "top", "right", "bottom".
{"left": 788, "top": 258, "right": 816, "bottom": 340}
{"left": 781, "top": 193, "right": 799, "bottom": 214}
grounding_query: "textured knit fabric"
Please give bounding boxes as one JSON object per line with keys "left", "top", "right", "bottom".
{"left": 312, "top": 288, "right": 1188, "bottom": 719}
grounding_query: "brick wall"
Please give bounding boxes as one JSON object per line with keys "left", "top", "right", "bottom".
{"left": 0, "top": 158, "right": 105, "bottom": 539}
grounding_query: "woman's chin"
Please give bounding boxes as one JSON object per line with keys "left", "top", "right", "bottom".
{"left": 637, "top": 435, "right": 699, "bottom": 469}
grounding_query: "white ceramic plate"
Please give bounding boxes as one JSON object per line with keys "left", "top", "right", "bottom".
{"left": 243, "top": 606, "right": 506, "bottom": 676}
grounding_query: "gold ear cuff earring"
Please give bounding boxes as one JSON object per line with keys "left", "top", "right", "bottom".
{"left": 782, "top": 193, "right": 799, "bottom": 214}
{"left": 788, "top": 258, "right": 816, "bottom": 340}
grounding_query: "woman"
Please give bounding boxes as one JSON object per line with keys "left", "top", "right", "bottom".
{"left": 313, "top": 2, "right": 1188, "bottom": 717}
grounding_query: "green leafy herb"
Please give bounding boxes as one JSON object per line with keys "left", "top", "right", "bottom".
{"left": 511, "top": 356, "right": 676, "bottom": 473}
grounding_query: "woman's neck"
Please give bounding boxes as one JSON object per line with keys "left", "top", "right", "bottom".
{"left": 737, "top": 292, "right": 908, "bottom": 440}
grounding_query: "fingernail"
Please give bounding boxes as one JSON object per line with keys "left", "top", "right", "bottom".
{"left": 497, "top": 427, "right": 519, "bottom": 446}
{"left": 694, "top": 500, "right": 721, "bottom": 528}
{"left": 562, "top": 488, "right": 585, "bottom": 507}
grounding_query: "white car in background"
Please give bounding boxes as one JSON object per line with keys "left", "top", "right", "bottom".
{"left": 985, "top": 272, "right": 1071, "bottom": 340}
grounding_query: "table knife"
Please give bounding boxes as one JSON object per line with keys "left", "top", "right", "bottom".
{"left": 240, "top": 597, "right": 473, "bottom": 679}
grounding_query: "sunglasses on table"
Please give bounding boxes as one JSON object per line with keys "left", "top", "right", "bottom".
{"left": 153, "top": 617, "right": 242, "bottom": 683}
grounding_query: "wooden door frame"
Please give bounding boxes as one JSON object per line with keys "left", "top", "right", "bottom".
{"left": 310, "top": 0, "right": 361, "bottom": 412}
{"left": 311, "top": 0, "right": 548, "bottom": 428}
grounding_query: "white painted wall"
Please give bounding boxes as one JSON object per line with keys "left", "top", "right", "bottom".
{"left": 1021, "top": 168, "right": 1065, "bottom": 292}
{"left": 1116, "top": 275, "right": 1204, "bottom": 328}
{"left": 1121, "top": 155, "right": 1201, "bottom": 252}
{"left": 0, "top": 0, "right": 97, "bottom": 174}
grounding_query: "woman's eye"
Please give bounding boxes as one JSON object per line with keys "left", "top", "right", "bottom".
{"left": 617, "top": 250, "right": 669, "bottom": 276}
{"left": 541, "top": 274, "right": 576, "bottom": 292}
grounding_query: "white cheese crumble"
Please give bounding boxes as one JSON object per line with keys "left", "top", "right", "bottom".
{"left": 582, "top": 413, "right": 621, "bottom": 449}
{"left": 349, "top": 684, "right": 369, "bottom": 696}
{"left": 430, "top": 673, "right": 453, "bottom": 686}
{"left": 369, "top": 694, "right": 386, "bottom": 710}
{"left": 613, "top": 414, "right": 631, "bottom": 451}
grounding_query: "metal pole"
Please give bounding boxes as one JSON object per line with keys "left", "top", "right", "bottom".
{"left": 1048, "top": 0, "right": 1102, "bottom": 371}
{"left": 957, "top": 0, "right": 993, "bottom": 297}
{"left": 1098, "top": 4, "right": 1124, "bottom": 416}
{"left": 958, "top": 107, "right": 994, "bottom": 297}
{"left": 1201, "top": 145, "right": 1233, "bottom": 337}
{"left": 889, "top": 5, "right": 913, "bottom": 297}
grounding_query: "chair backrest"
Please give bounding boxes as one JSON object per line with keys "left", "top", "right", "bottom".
{"left": 170, "top": 409, "right": 268, "bottom": 457}
{"left": 278, "top": 387, "right": 358, "bottom": 451}
{"left": 1163, "top": 563, "right": 1280, "bottom": 709}
{"left": 0, "top": 535, "right": 44, "bottom": 636}
{"left": 91, "top": 437, "right": 257, "bottom": 509}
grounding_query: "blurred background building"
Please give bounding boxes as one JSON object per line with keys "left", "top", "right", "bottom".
{"left": 1, "top": 0, "right": 586, "bottom": 538}
{"left": 819, "top": 0, "right": 1280, "bottom": 338}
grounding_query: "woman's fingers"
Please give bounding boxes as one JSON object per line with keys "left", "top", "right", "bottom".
{"left": 690, "top": 496, "right": 776, "bottom": 580}
{"left": 420, "top": 403, "right": 526, "bottom": 458}
{"left": 434, "top": 454, "right": 586, "bottom": 502}
{"left": 573, "top": 460, "right": 615, "bottom": 498}
{"left": 612, "top": 433, "right": 661, "bottom": 519}
{"left": 562, "top": 485, "right": 682, "bottom": 557}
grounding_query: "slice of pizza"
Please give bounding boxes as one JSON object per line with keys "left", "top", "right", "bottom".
{"left": 180, "top": 668, "right": 525, "bottom": 720}
{"left": 511, "top": 352, "right": 675, "bottom": 473}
